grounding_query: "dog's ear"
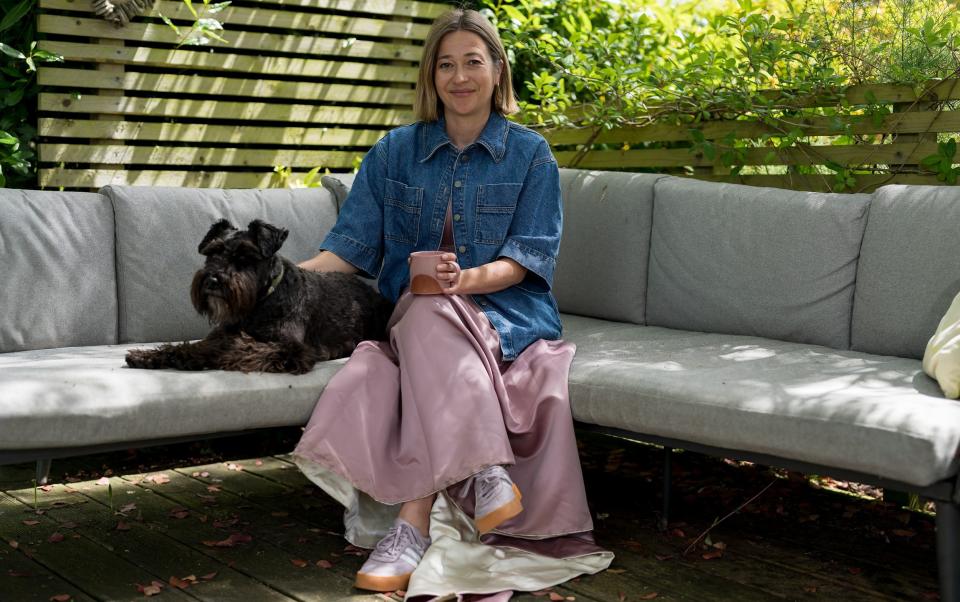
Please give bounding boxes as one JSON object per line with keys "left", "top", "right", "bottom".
{"left": 198, "top": 219, "right": 236, "bottom": 255}
{"left": 247, "top": 219, "right": 289, "bottom": 258}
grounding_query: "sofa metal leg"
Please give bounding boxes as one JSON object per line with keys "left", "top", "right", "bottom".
{"left": 36, "top": 459, "right": 51, "bottom": 485}
{"left": 937, "top": 500, "right": 960, "bottom": 602}
{"left": 658, "top": 447, "right": 673, "bottom": 532}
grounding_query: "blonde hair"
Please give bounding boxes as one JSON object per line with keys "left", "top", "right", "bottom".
{"left": 414, "top": 9, "right": 518, "bottom": 122}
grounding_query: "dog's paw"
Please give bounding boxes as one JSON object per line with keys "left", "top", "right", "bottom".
{"left": 125, "top": 348, "right": 160, "bottom": 369}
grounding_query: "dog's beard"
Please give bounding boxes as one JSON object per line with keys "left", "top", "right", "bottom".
{"left": 191, "top": 270, "right": 259, "bottom": 326}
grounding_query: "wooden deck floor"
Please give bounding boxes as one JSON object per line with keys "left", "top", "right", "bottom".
{"left": 0, "top": 430, "right": 940, "bottom": 601}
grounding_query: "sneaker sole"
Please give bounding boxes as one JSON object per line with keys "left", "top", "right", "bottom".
{"left": 354, "top": 571, "right": 412, "bottom": 592}
{"left": 475, "top": 483, "right": 523, "bottom": 534}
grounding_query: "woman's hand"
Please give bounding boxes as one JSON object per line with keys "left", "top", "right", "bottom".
{"left": 441, "top": 256, "right": 527, "bottom": 296}
{"left": 436, "top": 252, "right": 463, "bottom": 293}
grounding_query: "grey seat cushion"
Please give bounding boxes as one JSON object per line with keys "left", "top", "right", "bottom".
{"left": 562, "top": 314, "right": 960, "bottom": 487}
{"left": 0, "top": 344, "right": 344, "bottom": 450}
{"left": 102, "top": 186, "right": 339, "bottom": 344}
{"left": 0, "top": 189, "right": 117, "bottom": 352}
{"left": 852, "top": 185, "right": 960, "bottom": 359}
{"left": 553, "top": 169, "right": 663, "bottom": 324}
{"left": 646, "top": 177, "right": 871, "bottom": 349}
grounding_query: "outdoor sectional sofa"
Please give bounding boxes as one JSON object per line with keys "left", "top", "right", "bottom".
{"left": 2, "top": 172, "right": 960, "bottom": 600}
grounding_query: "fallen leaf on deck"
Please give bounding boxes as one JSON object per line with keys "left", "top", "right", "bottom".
{"left": 95, "top": 477, "right": 110, "bottom": 486}
{"left": 549, "top": 593, "right": 565, "bottom": 601}
{"left": 136, "top": 581, "right": 164, "bottom": 596}
{"left": 206, "top": 485, "right": 221, "bottom": 493}
{"left": 701, "top": 549, "right": 723, "bottom": 560}
{"left": 145, "top": 474, "right": 171, "bottom": 485}
{"left": 618, "top": 592, "right": 626, "bottom": 602}
{"left": 168, "top": 576, "right": 191, "bottom": 589}
{"left": 115, "top": 521, "right": 131, "bottom": 531}
{"left": 22, "top": 520, "right": 40, "bottom": 526}
{"left": 40, "top": 485, "right": 55, "bottom": 492}
{"left": 119, "top": 503, "right": 137, "bottom": 514}
{"left": 226, "top": 463, "right": 243, "bottom": 471}
{"left": 49, "top": 595, "right": 71, "bottom": 601}
{"left": 47, "top": 533, "right": 65, "bottom": 543}
{"left": 316, "top": 559, "right": 333, "bottom": 569}
{"left": 803, "top": 585, "right": 818, "bottom": 593}
{"left": 255, "top": 460, "right": 263, "bottom": 466}
{"left": 891, "top": 529, "right": 916, "bottom": 538}
{"left": 201, "top": 572, "right": 218, "bottom": 580}
{"left": 668, "top": 528, "right": 686, "bottom": 538}
{"left": 343, "top": 544, "right": 367, "bottom": 556}
{"left": 654, "top": 554, "right": 673, "bottom": 561}
{"left": 638, "top": 593, "right": 659, "bottom": 600}
{"left": 607, "top": 568, "right": 626, "bottom": 574}
{"left": 290, "top": 558, "right": 308, "bottom": 568}
{"left": 202, "top": 532, "right": 252, "bottom": 547}
{"left": 8, "top": 569, "right": 33, "bottom": 577}
{"left": 8, "top": 540, "right": 19, "bottom": 549}
{"left": 168, "top": 508, "right": 190, "bottom": 520}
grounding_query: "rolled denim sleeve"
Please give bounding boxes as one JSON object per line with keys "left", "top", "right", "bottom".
{"left": 319, "top": 139, "right": 387, "bottom": 278}
{"left": 497, "top": 140, "right": 562, "bottom": 291}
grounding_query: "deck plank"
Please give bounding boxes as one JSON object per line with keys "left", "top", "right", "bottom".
{"left": 0, "top": 489, "right": 196, "bottom": 601}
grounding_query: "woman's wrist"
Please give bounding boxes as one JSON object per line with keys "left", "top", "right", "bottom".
{"left": 443, "top": 258, "right": 527, "bottom": 296}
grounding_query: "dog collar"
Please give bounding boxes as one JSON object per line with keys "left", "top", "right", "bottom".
{"left": 265, "top": 261, "right": 285, "bottom": 298}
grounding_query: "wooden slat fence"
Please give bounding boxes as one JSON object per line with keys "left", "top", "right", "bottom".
{"left": 541, "top": 79, "right": 960, "bottom": 192}
{"left": 36, "top": 0, "right": 448, "bottom": 189}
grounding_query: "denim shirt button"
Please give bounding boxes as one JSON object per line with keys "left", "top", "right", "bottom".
{"left": 461, "top": 155, "right": 469, "bottom": 163}
{"left": 453, "top": 213, "right": 461, "bottom": 221}
{"left": 454, "top": 180, "right": 463, "bottom": 188}
{"left": 458, "top": 245, "right": 466, "bottom": 253}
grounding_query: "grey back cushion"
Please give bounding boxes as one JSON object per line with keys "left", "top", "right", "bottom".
{"left": 553, "top": 169, "right": 663, "bottom": 324}
{"left": 0, "top": 189, "right": 118, "bottom": 352}
{"left": 852, "top": 185, "right": 960, "bottom": 358}
{"left": 646, "top": 177, "right": 871, "bottom": 349}
{"left": 320, "top": 173, "right": 357, "bottom": 211}
{"left": 103, "top": 186, "right": 339, "bottom": 343}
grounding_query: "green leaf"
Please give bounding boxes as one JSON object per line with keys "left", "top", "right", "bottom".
{"left": 502, "top": 4, "right": 524, "bottom": 24}
{"left": 0, "top": 43, "right": 25, "bottom": 60}
{"left": 920, "top": 154, "right": 942, "bottom": 168}
{"left": 160, "top": 14, "right": 181, "bottom": 36}
{"left": 303, "top": 165, "right": 322, "bottom": 188}
{"left": 0, "top": 0, "right": 32, "bottom": 35}
{"left": 184, "top": 0, "right": 198, "bottom": 19}
{"left": 0, "top": 130, "right": 17, "bottom": 145}
{"left": 208, "top": 1, "right": 231, "bottom": 14}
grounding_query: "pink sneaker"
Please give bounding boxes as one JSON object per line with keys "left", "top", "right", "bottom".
{"left": 354, "top": 518, "right": 431, "bottom": 592}
{"left": 473, "top": 465, "right": 523, "bottom": 534}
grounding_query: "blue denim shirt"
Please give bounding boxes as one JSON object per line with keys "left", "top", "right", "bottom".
{"left": 320, "top": 112, "right": 563, "bottom": 360}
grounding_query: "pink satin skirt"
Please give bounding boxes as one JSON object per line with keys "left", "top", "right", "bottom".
{"left": 293, "top": 292, "right": 595, "bottom": 540}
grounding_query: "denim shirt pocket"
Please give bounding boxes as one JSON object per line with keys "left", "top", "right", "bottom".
{"left": 384, "top": 178, "right": 422, "bottom": 245}
{"left": 475, "top": 182, "right": 522, "bottom": 245}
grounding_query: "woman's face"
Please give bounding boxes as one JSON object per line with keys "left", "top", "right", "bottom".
{"left": 434, "top": 30, "right": 501, "bottom": 122}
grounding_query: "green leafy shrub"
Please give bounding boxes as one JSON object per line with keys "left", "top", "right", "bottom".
{"left": 0, "top": 0, "right": 62, "bottom": 188}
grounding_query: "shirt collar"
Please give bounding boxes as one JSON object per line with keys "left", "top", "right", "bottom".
{"left": 418, "top": 112, "right": 510, "bottom": 164}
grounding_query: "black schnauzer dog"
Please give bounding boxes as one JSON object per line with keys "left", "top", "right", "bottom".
{"left": 125, "top": 219, "right": 393, "bottom": 374}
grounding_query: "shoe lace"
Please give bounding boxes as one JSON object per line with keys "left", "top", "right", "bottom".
{"left": 371, "top": 523, "right": 416, "bottom": 560}
{"left": 476, "top": 467, "right": 508, "bottom": 503}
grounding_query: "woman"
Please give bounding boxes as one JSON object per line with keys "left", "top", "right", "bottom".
{"left": 293, "top": 8, "right": 611, "bottom": 596}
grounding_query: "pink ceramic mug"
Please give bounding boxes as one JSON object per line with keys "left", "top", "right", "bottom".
{"left": 409, "top": 251, "right": 460, "bottom": 294}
